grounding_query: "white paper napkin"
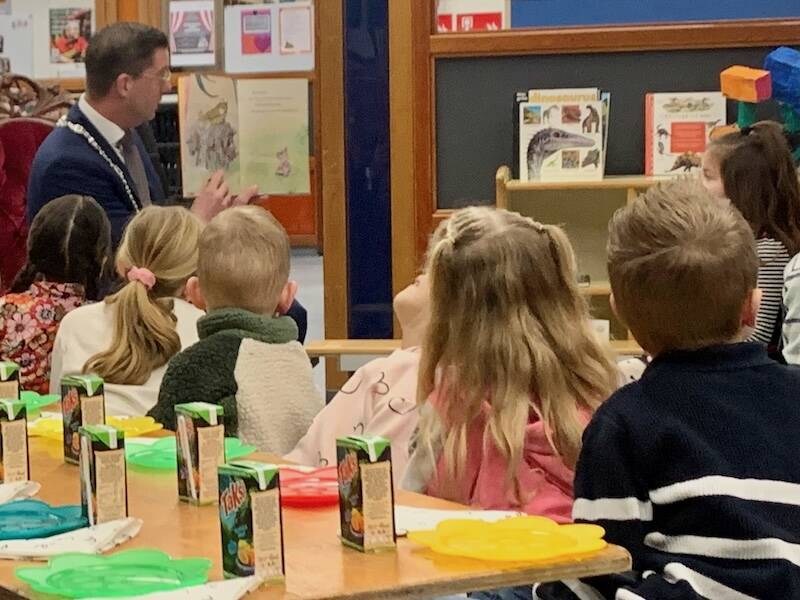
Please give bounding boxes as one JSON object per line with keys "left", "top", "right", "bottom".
{"left": 394, "top": 505, "right": 522, "bottom": 536}
{"left": 86, "top": 575, "right": 264, "bottom": 600}
{"left": 0, "top": 517, "right": 142, "bottom": 560}
{"left": 0, "top": 481, "right": 40, "bottom": 505}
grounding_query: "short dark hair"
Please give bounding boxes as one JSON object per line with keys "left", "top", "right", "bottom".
{"left": 85, "top": 22, "right": 168, "bottom": 99}
{"left": 13, "top": 195, "right": 112, "bottom": 301}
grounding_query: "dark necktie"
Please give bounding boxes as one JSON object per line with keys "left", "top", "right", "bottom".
{"left": 119, "top": 131, "right": 152, "bottom": 207}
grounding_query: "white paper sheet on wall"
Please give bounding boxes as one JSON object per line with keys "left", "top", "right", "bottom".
{"left": 0, "top": 14, "right": 34, "bottom": 77}
{"left": 224, "top": 2, "right": 314, "bottom": 74}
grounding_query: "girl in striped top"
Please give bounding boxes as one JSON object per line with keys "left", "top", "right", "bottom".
{"left": 701, "top": 121, "right": 800, "bottom": 360}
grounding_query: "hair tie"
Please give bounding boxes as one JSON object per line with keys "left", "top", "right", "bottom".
{"left": 127, "top": 267, "right": 156, "bottom": 290}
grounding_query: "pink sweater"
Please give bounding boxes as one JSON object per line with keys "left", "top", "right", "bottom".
{"left": 285, "top": 348, "right": 420, "bottom": 479}
{"left": 423, "top": 400, "right": 588, "bottom": 523}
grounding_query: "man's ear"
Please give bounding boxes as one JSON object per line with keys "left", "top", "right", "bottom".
{"left": 185, "top": 276, "right": 206, "bottom": 310}
{"left": 742, "top": 288, "right": 762, "bottom": 328}
{"left": 114, "top": 73, "right": 134, "bottom": 98}
{"left": 276, "top": 280, "right": 298, "bottom": 315}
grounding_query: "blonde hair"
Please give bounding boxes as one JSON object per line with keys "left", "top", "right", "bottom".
{"left": 608, "top": 179, "right": 758, "bottom": 355}
{"left": 198, "top": 206, "right": 289, "bottom": 314}
{"left": 417, "top": 206, "right": 619, "bottom": 504}
{"left": 84, "top": 206, "right": 202, "bottom": 384}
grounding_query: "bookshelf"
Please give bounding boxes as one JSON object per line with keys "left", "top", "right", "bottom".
{"left": 496, "top": 165, "right": 662, "bottom": 345}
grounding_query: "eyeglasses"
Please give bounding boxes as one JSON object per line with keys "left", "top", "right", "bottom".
{"left": 139, "top": 68, "right": 172, "bottom": 83}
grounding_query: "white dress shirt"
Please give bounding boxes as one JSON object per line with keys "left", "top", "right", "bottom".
{"left": 78, "top": 94, "right": 126, "bottom": 162}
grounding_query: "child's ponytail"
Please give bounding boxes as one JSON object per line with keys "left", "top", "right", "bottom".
{"left": 84, "top": 274, "right": 181, "bottom": 385}
{"left": 712, "top": 121, "right": 800, "bottom": 254}
{"left": 84, "top": 206, "right": 202, "bottom": 385}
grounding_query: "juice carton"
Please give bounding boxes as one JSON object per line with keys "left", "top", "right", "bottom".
{"left": 336, "top": 435, "right": 396, "bottom": 552}
{"left": 0, "top": 362, "right": 20, "bottom": 400}
{"left": 0, "top": 399, "right": 28, "bottom": 483}
{"left": 61, "top": 375, "right": 106, "bottom": 464}
{"left": 175, "top": 402, "right": 224, "bottom": 505}
{"left": 79, "top": 425, "right": 128, "bottom": 526}
{"left": 218, "top": 461, "right": 284, "bottom": 581}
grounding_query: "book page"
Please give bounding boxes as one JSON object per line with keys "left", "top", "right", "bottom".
{"left": 237, "top": 78, "right": 310, "bottom": 195}
{"left": 178, "top": 75, "right": 241, "bottom": 195}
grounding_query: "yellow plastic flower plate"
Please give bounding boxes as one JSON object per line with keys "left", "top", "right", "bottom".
{"left": 28, "top": 416, "right": 163, "bottom": 440}
{"left": 106, "top": 416, "right": 164, "bottom": 437}
{"left": 407, "top": 516, "right": 607, "bottom": 563}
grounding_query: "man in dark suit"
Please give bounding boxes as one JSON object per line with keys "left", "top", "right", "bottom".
{"left": 27, "top": 22, "right": 307, "bottom": 340}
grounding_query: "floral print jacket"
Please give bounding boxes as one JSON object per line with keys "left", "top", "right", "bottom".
{"left": 0, "top": 281, "right": 86, "bottom": 394}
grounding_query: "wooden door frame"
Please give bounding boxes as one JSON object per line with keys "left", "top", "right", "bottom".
{"left": 388, "top": 1, "right": 800, "bottom": 296}
{"left": 318, "top": 0, "right": 349, "bottom": 388}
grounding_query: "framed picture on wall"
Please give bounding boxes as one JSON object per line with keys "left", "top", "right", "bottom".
{"left": 164, "top": 0, "right": 222, "bottom": 69}
{"left": 31, "top": 0, "right": 94, "bottom": 79}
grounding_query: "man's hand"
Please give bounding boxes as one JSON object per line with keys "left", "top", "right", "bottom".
{"left": 190, "top": 170, "right": 260, "bottom": 222}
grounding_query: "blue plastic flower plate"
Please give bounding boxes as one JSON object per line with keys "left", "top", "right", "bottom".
{"left": 0, "top": 500, "right": 87, "bottom": 540}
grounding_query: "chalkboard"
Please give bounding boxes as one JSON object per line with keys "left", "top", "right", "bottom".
{"left": 435, "top": 47, "right": 789, "bottom": 208}
{"left": 510, "top": 0, "right": 800, "bottom": 28}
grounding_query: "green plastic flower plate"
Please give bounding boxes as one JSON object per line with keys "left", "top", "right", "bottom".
{"left": 20, "top": 391, "right": 60, "bottom": 419}
{"left": 15, "top": 549, "right": 212, "bottom": 598}
{"left": 126, "top": 437, "right": 256, "bottom": 470}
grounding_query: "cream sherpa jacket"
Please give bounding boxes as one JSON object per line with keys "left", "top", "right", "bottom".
{"left": 149, "top": 308, "right": 323, "bottom": 455}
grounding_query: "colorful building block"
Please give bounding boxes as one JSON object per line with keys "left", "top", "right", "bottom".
{"left": 720, "top": 66, "right": 772, "bottom": 103}
{"left": 764, "top": 47, "right": 800, "bottom": 113}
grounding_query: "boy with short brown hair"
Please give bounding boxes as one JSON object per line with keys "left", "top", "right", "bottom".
{"left": 149, "top": 206, "right": 323, "bottom": 455}
{"left": 537, "top": 180, "right": 800, "bottom": 599}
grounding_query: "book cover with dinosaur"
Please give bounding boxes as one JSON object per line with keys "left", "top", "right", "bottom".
{"left": 518, "top": 99, "right": 605, "bottom": 182}
{"left": 645, "top": 92, "right": 726, "bottom": 176}
{"left": 178, "top": 74, "right": 310, "bottom": 196}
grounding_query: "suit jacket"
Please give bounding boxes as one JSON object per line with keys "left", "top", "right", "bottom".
{"left": 26, "top": 104, "right": 309, "bottom": 343}
{"left": 27, "top": 104, "right": 165, "bottom": 247}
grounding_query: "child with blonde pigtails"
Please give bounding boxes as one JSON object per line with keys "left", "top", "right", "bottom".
{"left": 403, "top": 206, "right": 620, "bottom": 523}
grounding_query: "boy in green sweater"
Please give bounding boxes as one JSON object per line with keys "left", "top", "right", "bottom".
{"left": 149, "top": 206, "right": 323, "bottom": 454}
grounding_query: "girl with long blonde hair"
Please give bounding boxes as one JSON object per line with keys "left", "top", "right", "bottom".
{"left": 404, "top": 206, "right": 619, "bottom": 520}
{"left": 50, "top": 206, "right": 204, "bottom": 416}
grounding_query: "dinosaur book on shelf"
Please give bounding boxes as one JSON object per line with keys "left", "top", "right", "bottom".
{"left": 178, "top": 74, "right": 310, "bottom": 196}
{"left": 516, "top": 89, "right": 606, "bottom": 182}
{"left": 644, "top": 91, "right": 726, "bottom": 176}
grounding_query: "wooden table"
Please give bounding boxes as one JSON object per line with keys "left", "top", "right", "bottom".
{"left": 1, "top": 436, "right": 631, "bottom": 599}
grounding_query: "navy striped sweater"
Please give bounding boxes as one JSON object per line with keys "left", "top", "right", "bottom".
{"left": 537, "top": 343, "right": 800, "bottom": 600}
